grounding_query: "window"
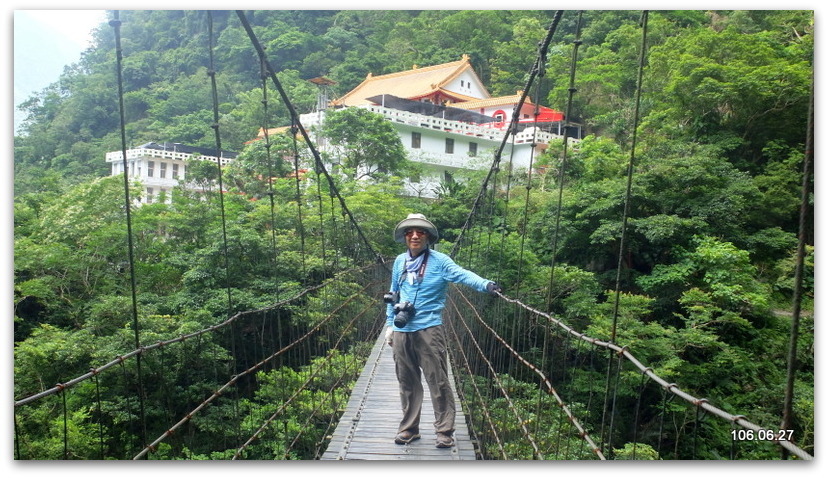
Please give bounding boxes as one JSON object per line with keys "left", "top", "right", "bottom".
{"left": 445, "top": 138, "right": 454, "bottom": 154}
{"left": 146, "top": 187, "right": 154, "bottom": 204}
{"left": 469, "top": 142, "right": 478, "bottom": 157}
{"left": 411, "top": 132, "right": 421, "bottom": 149}
{"left": 160, "top": 162, "right": 167, "bottom": 179}
{"left": 147, "top": 161, "right": 154, "bottom": 177}
{"left": 172, "top": 163, "right": 179, "bottom": 179}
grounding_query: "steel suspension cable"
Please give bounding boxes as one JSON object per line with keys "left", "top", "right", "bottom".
{"left": 135, "top": 276, "right": 384, "bottom": 459}
{"left": 599, "top": 11, "right": 649, "bottom": 457}
{"left": 448, "top": 292, "right": 542, "bottom": 458}
{"left": 444, "top": 304, "right": 509, "bottom": 459}
{"left": 291, "top": 120, "right": 308, "bottom": 278}
{"left": 451, "top": 289, "right": 605, "bottom": 459}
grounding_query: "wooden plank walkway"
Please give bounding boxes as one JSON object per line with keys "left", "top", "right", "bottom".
{"left": 321, "top": 331, "right": 477, "bottom": 460}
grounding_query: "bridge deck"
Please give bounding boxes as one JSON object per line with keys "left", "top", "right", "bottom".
{"left": 321, "top": 331, "right": 477, "bottom": 460}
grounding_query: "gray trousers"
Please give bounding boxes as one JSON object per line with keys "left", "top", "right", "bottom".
{"left": 392, "top": 325, "right": 455, "bottom": 435}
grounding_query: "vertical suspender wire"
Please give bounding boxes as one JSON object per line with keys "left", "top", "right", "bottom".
{"left": 545, "top": 11, "right": 583, "bottom": 312}
{"left": 521, "top": 39, "right": 551, "bottom": 440}
{"left": 313, "top": 145, "right": 329, "bottom": 277}
{"left": 600, "top": 10, "right": 648, "bottom": 458}
{"left": 206, "top": 10, "right": 241, "bottom": 449}
{"left": 631, "top": 368, "right": 650, "bottom": 459}
{"left": 94, "top": 373, "right": 104, "bottom": 459}
{"left": 499, "top": 128, "right": 521, "bottom": 380}
{"left": 291, "top": 120, "right": 308, "bottom": 279}
{"left": 109, "top": 11, "right": 147, "bottom": 453}
{"left": 780, "top": 68, "right": 813, "bottom": 459}
{"left": 610, "top": 10, "right": 648, "bottom": 343}
{"left": 61, "top": 385, "right": 68, "bottom": 458}
{"left": 451, "top": 10, "right": 563, "bottom": 259}
{"left": 206, "top": 11, "right": 234, "bottom": 313}
{"left": 257, "top": 56, "right": 279, "bottom": 368}
{"left": 259, "top": 54, "right": 281, "bottom": 303}
{"left": 516, "top": 43, "right": 549, "bottom": 302}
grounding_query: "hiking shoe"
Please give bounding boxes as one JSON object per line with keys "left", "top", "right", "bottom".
{"left": 435, "top": 432, "right": 454, "bottom": 448}
{"left": 394, "top": 430, "right": 421, "bottom": 445}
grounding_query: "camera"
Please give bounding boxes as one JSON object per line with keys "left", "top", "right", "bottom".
{"left": 393, "top": 301, "right": 415, "bottom": 328}
{"left": 383, "top": 291, "right": 399, "bottom": 304}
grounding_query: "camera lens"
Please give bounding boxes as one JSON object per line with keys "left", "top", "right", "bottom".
{"left": 393, "top": 302, "right": 414, "bottom": 328}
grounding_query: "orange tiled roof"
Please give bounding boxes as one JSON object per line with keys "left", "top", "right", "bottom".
{"left": 451, "top": 93, "right": 534, "bottom": 109}
{"left": 331, "top": 55, "right": 490, "bottom": 106}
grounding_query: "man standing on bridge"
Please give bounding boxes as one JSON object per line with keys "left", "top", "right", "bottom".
{"left": 385, "top": 213, "right": 501, "bottom": 448}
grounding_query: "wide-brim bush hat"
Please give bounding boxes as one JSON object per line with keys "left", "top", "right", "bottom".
{"left": 394, "top": 213, "right": 439, "bottom": 244}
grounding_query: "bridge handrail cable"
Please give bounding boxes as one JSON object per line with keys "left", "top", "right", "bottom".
{"left": 494, "top": 292, "right": 813, "bottom": 460}
{"left": 14, "top": 264, "right": 378, "bottom": 408}
{"left": 133, "top": 276, "right": 385, "bottom": 459}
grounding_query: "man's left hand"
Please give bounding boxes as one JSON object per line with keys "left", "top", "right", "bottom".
{"left": 487, "top": 282, "right": 502, "bottom": 295}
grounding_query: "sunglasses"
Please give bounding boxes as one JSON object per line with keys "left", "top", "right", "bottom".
{"left": 404, "top": 229, "right": 428, "bottom": 237}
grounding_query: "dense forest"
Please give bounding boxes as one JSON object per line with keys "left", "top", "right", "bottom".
{"left": 13, "top": 10, "right": 813, "bottom": 460}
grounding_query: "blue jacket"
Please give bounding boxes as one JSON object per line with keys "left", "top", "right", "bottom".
{"left": 386, "top": 249, "right": 491, "bottom": 332}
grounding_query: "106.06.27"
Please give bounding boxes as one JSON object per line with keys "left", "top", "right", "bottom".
{"left": 731, "top": 429, "right": 794, "bottom": 441}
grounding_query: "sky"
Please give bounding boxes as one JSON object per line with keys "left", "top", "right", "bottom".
{"left": 17, "top": 9, "right": 106, "bottom": 49}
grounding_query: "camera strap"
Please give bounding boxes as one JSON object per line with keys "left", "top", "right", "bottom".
{"left": 397, "top": 249, "right": 429, "bottom": 307}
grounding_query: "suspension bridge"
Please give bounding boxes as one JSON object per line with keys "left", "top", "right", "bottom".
{"left": 13, "top": 10, "right": 813, "bottom": 461}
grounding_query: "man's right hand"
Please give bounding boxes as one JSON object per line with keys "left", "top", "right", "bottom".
{"left": 385, "top": 326, "right": 394, "bottom": 346}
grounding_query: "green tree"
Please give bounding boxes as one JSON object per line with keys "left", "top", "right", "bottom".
{"left": 321, "top": 108, "right": 409, "bottom": 180}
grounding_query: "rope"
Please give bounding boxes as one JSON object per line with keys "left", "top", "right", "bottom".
{"left": 14, "top": 266, "right": 375, "bottom": 407}
{"left": 134, "top": 276, "right": 385, "bottom": 459}
{"left": 291, "top": 120, "right": 308, "bottom": 277}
